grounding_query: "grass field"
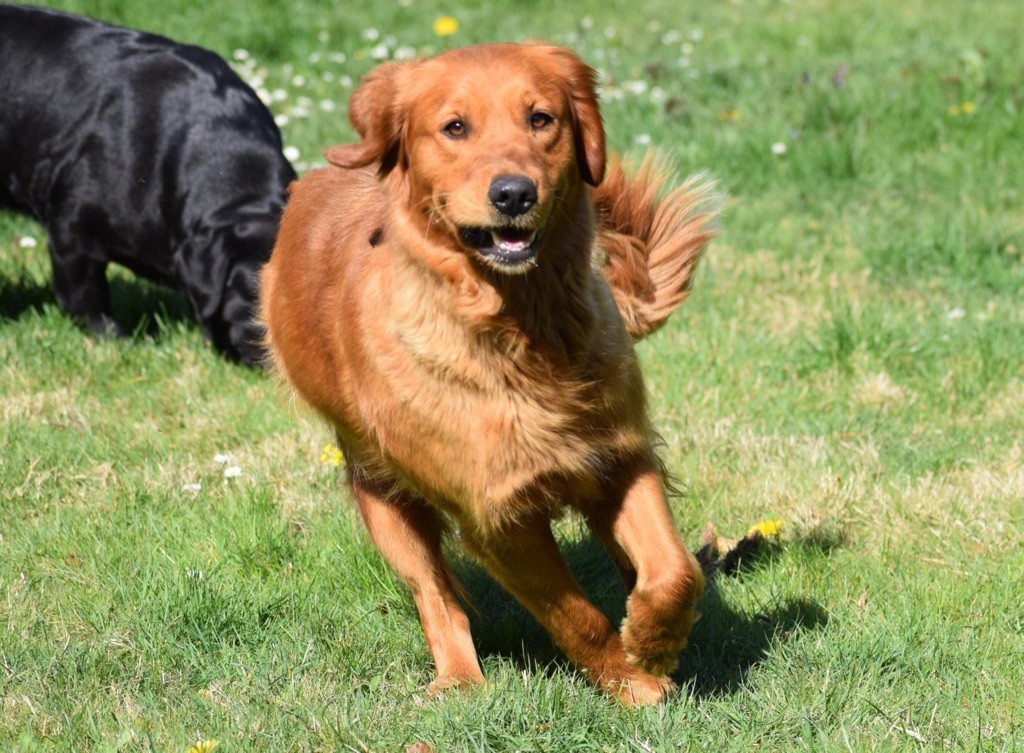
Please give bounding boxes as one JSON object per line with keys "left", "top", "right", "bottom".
{"left": 3, "top": 0, "right": 1023, "bottom": 750}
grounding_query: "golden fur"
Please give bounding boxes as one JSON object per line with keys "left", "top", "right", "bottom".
{"left": 260, "top": 43, "right": 716, "bottom": 705}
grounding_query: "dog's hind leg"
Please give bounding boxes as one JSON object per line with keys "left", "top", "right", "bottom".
{"left": 46, "top": 222, "right": 124, "bottom": 337}
{"left": 587, "top": 459, "right": 705, "bottom": 678}
{"left": 461, "top": 517, "right": 673, "bottom": 706}
{"left": 352, "top": 479, "right": 484, "bottom": 693}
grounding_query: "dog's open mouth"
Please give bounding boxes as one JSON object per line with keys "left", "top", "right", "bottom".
{"left": 459, "top": 226, "right": 539, "bottom": 269}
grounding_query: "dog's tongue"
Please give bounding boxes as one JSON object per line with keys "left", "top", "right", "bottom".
{"left": 491, "top": 227, "right": 534, "bottom": 253}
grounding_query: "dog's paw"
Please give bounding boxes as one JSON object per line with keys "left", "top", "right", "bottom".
{"left": 83, "top": 313, "right": 126, "bottom": 339}
{"left": 619, "top": 567, "right": 702, "bottom": 677}
{"left": 612, "top": 671, "right": 676, "bottom": 707}
{"left": 621, "top": 620, "right": 683, "bottom": 677}
{"left": 425, "top": 673, "right": 484, "bottom": 698}
{"left": 620, "top": 604, "right": 696, "bottom": 677}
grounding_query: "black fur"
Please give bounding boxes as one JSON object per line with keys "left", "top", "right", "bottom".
{"left": 0, "top": 4, "right": 296, "bottom": 364}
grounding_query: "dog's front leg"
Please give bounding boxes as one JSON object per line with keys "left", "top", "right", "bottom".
{"left": 462, "top": 517, "right": 673, "bottom": 706}
{"left": 587, "top": 459, "right": 705, "bottom": 678}
{"left": 46, "top": 225, "right": 124, "bottom": 338}
{"left": 351, "top": 479, "right": 484, "bottom": 693}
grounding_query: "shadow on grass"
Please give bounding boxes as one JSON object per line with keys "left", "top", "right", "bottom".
{"left": 456, "top": 533, "right": 829, "bottom": 700}
{"left": 676, "top": 587, "right": 828, "bottom": 698}
{"left": 109, "top": 277, "right": 195, "bottom": 338}
{"left": 0, "top": 275, "right": 52, "bottom": 322}
{"left": 0, "top": 272, "right": 195, "bottom": 339}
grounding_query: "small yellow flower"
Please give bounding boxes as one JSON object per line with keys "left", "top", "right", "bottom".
{"left": 717, "top": 108, "right": 742, "bottom": 123}
{"left": 320, "top": 443, "right": 344, "bottom": 466}
{"left": 960, "top": 100, "right": 976, "bottom": 115}
{"left": 948, "top": 104, "right": 960, "bottom": 117}
{"left": 748, "top": 519, "right": 784, "bottom": 538}
{"left": 433, "top": 16, "right": 459, "bottom": 37}
{"left": 185, "top": 741, "right": 218, "bottom": 753}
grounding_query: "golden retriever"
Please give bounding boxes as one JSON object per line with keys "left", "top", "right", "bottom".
{"left": 261, "top": 43, "right": 716, "bottom": 705}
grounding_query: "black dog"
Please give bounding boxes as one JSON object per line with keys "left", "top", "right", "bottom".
{"left": 0, "top": 4, "right": 295, "bottom": 364}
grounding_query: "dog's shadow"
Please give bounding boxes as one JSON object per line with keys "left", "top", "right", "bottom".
{"left": 0, "top": 272, "right": 195, "bottom": 340}
{"left": 0, "top": 274, "right": 52, "bottom": 322}
{"left": 455, "top": 532, "right": 829, "bottom": 699}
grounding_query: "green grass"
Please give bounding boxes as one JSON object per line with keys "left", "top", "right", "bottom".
{"left": 3, "top": 0, "right": 1023, "bottom": 750}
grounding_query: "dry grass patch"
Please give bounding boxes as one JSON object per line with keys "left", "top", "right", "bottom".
{"left": 893, "top": 462, "right": 1023, "bottom": 548}
{"left": 708, "top": 243, "right": 877, "bottom": 339}
{"left": 1, "top": 385, "right": 93, "bottom": 426}
{"left": 854, "top": 370, "right": 913, "bottom": 411}
{"left": 983, "top": 379, "right": 1024, "bottom": 423}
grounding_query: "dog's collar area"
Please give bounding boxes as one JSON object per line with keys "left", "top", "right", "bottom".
{"left": 459, "top": 226, "right": 540, "bottom": 268}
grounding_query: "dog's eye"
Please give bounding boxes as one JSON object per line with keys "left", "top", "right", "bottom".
{"left": 443, "top": 119, "right": 467, "bottom": 138}
{"left": 530, "top": 112, "right": 554, "bottom": 130}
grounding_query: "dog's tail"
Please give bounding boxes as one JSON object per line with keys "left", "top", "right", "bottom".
{"left": 594, "top": 156, "right": 718, "bottom": 340}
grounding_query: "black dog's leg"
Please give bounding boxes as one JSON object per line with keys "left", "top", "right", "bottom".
{"left": 47, "top": 226, "right": 125, "bottom": 338}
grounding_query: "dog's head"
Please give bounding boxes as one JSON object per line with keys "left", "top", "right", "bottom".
{"left": 326, "top": 43, "right": 605, "bottom": 274}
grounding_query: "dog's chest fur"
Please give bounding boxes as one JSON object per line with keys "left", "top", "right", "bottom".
{"left": 349, "top": 253, "right": 650, "bottom": 529}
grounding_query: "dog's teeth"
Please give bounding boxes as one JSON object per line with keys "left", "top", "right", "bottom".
{"left": 491, "top": 230, "right": 536, "bottom": 253}
{"left": 491, "top": 234, "right": 516, "bottom": 252}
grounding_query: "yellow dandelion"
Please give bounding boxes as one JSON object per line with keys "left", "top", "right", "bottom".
{"left": 320, "top": 443, "right": 344, "bottom": 466}
{"left": 433, "top": 16, "right": 459, "bottom": 37}
{"left": 960, "top": 100, "right": 976, "bottom": 115}
{"left": 185, "top": 741, "right": 218, "bottom": 753}
{"left": 948, "top": 104, "right": 960, "bottom": 117}
{"left": 717, "top": 108, "right": 742, "bottom": 123}
{"left": 748, "top": 519, "right": 784, "bottom": 538}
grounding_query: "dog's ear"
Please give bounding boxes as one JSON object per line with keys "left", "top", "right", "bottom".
{"left": 325, "top": 62, "right": 405, "bottom": 172}
{"left": 543, "top": 48, "right": 606, "bottom": 186}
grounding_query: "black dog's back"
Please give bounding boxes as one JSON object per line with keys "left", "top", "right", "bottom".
{"left": 0, "top": 4, "right": 296, "bottom": 363}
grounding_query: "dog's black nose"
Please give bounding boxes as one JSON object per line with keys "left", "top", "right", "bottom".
{"left": 488, "top": 175, "right": 537, "bottom": 217}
